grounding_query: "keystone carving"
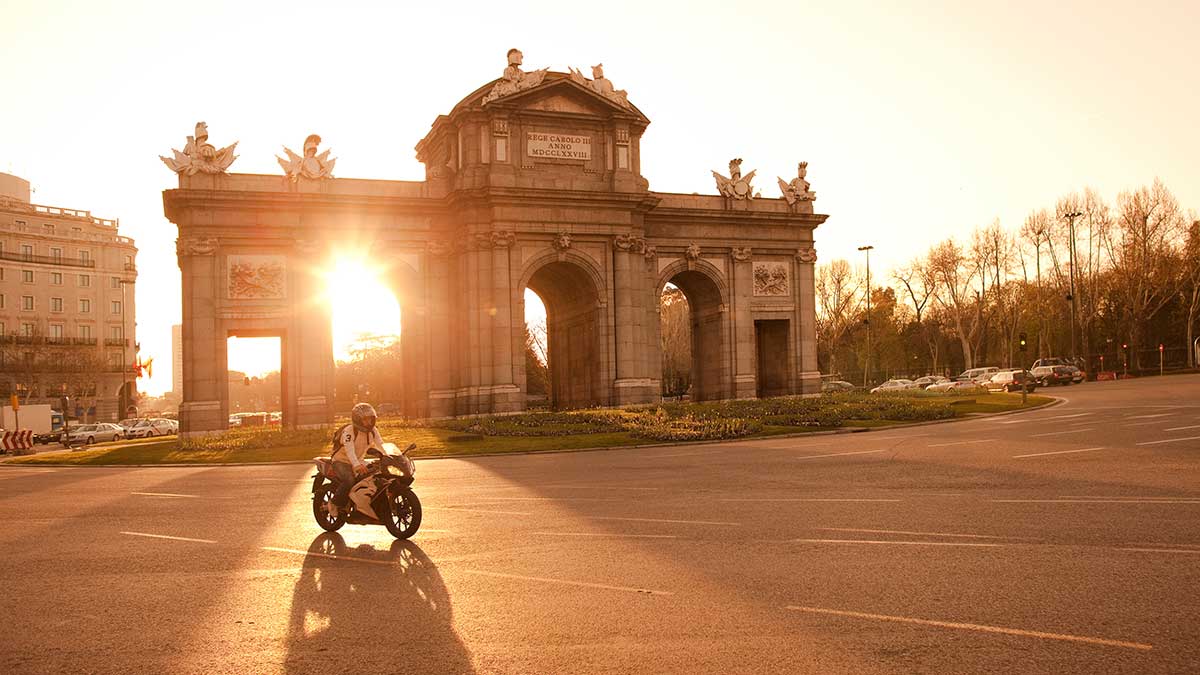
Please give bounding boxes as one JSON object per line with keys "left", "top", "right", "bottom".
{"left": 685, "top": 243, "right": 702, "bottom": 261}
{"left": 731, "top": 246, "right": 753, "bottom": 262}
{"left": 795, "top": 245, "right": 818, "bottom": 264}
{"left": 553, "top": 232, "right": 572, "bottom": 251}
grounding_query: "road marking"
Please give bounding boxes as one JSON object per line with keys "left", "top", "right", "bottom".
{"left": 643, "top": 450, "right": 720, "bottom": 458}
{"left": 121, "top": 531, "right": 217, "bottom": 544}
{"left": 1120, "top": 547, "right": 1200, "bottom": 555}
{"left": 795, "top": 449, "right": 890, "bottom": 460}
{"left": 471, "top": 497, "right": 620, "bottom": 502}
{"left": 864, "top": 434, "right": 928, "bottom": 440}
{"left": 1001, "top": 412, "right": 1092, "bottom": 424}
{"left": 793, "top": 538, "right": 1002, "bottom": 548}
{"left": 992, "top": 499, "right": 1200, "bottom": 504}
{"left": 540, "top": 485, "right": 660, "bottom": 491}
{"left": 1014, "top": 446, "right": 1105, "bottom": 459}
{"left": 1137, "top": 436, "right": 1200, "bottom": 446}
{"left": 1125, "top": 413, "right": 1173, "bottom": 419}
{"left": 531, "top": 531, "right": 679, "bottom": 539}
{"left": 261, "top": 546, "right": 393, "bottom": 565}
{"left": 815, "top": 527, "right": 1026, "bottom": 540}
{"left": 1123, "top": 421, "right": 1165, "bottom": 427}
{"left": 721, "top": 498, "right": 901, "bottom": 503}
{"left": 1062, "top": 496, "right": 1197, "bottom": 500}
{"left": 424, "top": 506, "right": 532, "bottom": 516}
{"left": 131, "top": 492, "right": 199, "bottom": 498}
{"left": 1029, "top": 428, "right": 1095, "bottom": 437}
{"left": 590, "top": 516, "right": 740, "bottom": 526}
{"left": 1164, "top": 425, "right": 1200, "bottom": 432}
{"left": 461, "top": 569, "right": 673, "bottom": 596}
{"left": 927, "top": 439, "right": 995, "bottom": 447}
{"left": 782, "top": 606, "right": 1152, "bottom": 651}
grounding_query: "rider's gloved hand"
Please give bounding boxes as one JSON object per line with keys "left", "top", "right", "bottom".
{"left": 353, "top": 462, "right": 368, "bottom": 478}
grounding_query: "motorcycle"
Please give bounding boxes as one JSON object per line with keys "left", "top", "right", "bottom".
{"left": 311, "top": 441, "right": 422, "bottom": 539}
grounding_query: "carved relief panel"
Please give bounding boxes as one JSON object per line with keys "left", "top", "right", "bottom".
{"left": 753, "top": 262, "right": 789, "bottom": 297}
{"left": 227, "top": 255, "right": 287, "bottom": 300}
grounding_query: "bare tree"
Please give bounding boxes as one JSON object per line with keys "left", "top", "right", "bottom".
{"left": 659, "top": 286, "right": 691, "bottom": 396}
{"left": 894, "top": 256, "right": 941, "bottom": 372}
{"left": 1181, "top": 219, "right": 1200, "bottom": 367}
{"left": 929, "top": 238, "right": 983, "bottom": 369}
{"left": 815, "top": 259, "right": 862, "bottom": 377}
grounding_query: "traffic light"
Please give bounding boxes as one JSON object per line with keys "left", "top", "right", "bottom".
{"left": 1019, "top": 333, "right": 1027, "bottom": 352}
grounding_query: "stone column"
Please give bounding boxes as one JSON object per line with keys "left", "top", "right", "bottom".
{"left": 731, "top": 248, "right": 757, "bottom": 399}
{"left": 425, "top": 241, "right": 455, "bottom": 418}
{"left": 611, "top": 234, "right": 648, "bottom": 404}
{"left": 490, "top": 231, "right": 521, "bottom": 412}
{"left": 290, "top": 241, "right": 334, "bottom": 428}
{"left": 795, "top": 245, "right": 820, "bottom": 395}
{"left": 177, "top": 237, "right": 226, "bottom": 436}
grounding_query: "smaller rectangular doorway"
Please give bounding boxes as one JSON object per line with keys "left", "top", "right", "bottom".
{"left": 755, "top": 319, "right": 791, "bottom": 399}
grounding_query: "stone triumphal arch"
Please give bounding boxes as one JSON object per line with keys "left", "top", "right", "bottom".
{"left": 163, "top": 52, "right": 828, "bottom": 435}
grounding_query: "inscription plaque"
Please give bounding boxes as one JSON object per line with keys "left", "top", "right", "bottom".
{"left": 527, "top": 132, "right": 591, "bottom": 160}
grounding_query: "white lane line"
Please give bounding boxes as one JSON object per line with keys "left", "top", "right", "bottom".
{"left": 1001, "top": 412, "right": 1092, "bottom": 425}
{"left": 863, "top": 434, "right": 928, "bottom": 440}
{"left": 540, "top": 485, "right": 660, "bottom": 491}
{"left": 1029, "top": 428, "right": 1096, "bottom": 438}
{"left": 1123, "top": 421, "right": 1164, "bottom": 427}
{"left": 644, "top": 450, "right": 720, "bottom": 458}
{"left": 590, "top": 516, "right": 740, "bottom": 526}
{"left": 1061, "top": 496, "right": 1199, "bottom": 501}
{"left": 1120, "top": 547, "right": 1200, "bottom": 555}
{"left": 461, "top": 569, "right": 673, "bottom": 596}
{"left": 470, "top": 497, "right": 619, "bottom": 502}
{"left": 1164, "top": 425, "right": 1200, "bottom": 432}
{"left": 793, "top": 538, "right": 1002, "bottom": 548}
{"left": 782, "top": 606, "right": 1152, "bottom": 651}
{"left": 992, "top": 499, "right": 1200, "bottom": 504}
{"left": 262, "top": 546, "right": 393, "bottom": 565}
{"left": 815, "top": 527, "right": 1027, "bottom": 540}
{"left": 927, "top": 439, "right": 995, "bottom": 447}
{"left": 721, "top": 498, "right": 901, "bottom": 503}
{"left": 531, "top": 531, "right": 679, "bottom": 539}
{"left": 1125, "top": 413, "right": 1173, "bottom": 419}
{"left": 424, "top": 506, "right": 532, "bottom": 516}
{"left": 1014, "top": 446, "right": 1105, "bottom": 459}
{"left": 121, "top": 531, "right": 217, "bottom": 544}
{"left": 131, "top": 492, "right": 199, "bottom": 498}
{"left": 795, "top": 449, "right": 890, "bottom": 460}
{"left": 1137, "top": 436, "right": 1200, "bottom": 446}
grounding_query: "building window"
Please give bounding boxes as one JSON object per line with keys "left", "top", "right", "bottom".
{"left": 0, "top": 267, "right": 4, "bottom": 281}
{"left": 44, "top": 224, "right": 55, "bottom": 234}
{"left": 21, "top": 323, "right": 35, "bottom": 337}
{"left": 51, "top": 272, "right": 62, "bottom": 285}
{"left": 50, "top": 247, "right": 63, "bottom": 261}
{"left": 79, "top": 249, "right": 91, "bottom": 264}
{"left": 108, "top": 351, "right": 122, "bottom": 368}
{"left": 0, "top": 294, "right": 4, "bottom": 309}
{"left": 20, "top": 244, "right": 33, "bottom": 260}
{"left": 79, "top": 299, "right": 91, "bottom": 313}
{"left": 49, "top": 324, "right": 64, "bottom": 339}
{"left": 22, "top": 270, "right": 34, "bottom": 283}
{"left": 0, "top": 321, "right": 5, "bottom": 336}
{"left": 124, "top": 255, "right": 133, "bottom": 268}
{"left": 79, "top": 324, "right": 92, "bottom": 339}
{"left": 111, "top": 300, "right": 122, "bottom": 315}
{"left": 78, "top": 274, "right": 90, "bottom": 287}
{"left": 110, "top": 325, "right": 124, "bottom": 340}
{"left": 22, "top": 296, "right": 34, "bottom": 311}
{"left": 51, "top": 297, "right": 63, "bottom": 313}
{"left": 110, "top": 276, "right": 120, "bottom": 289}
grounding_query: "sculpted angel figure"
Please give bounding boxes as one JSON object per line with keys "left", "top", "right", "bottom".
{"left": 482, "top": 48, "right": 549, "bottom": 104}
{"left": 778, "top": 162, "right": 816, "bottom": 205}
{"left": 712, "top": 158, "right": 757, "bottom": 200}
{"left": 277, "top": 134, "right": 336, "bottom": 181}
{"left": 161, "top": 121, "right": 238, "bottom": 175}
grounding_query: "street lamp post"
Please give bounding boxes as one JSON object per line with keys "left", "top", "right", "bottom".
{"left": 858, "top": 245, "right": 874, "bottom": 387}
{"left": 1061, "top": 210, "right": 1082, "bottom": 362}
{"left": 119, "top": 279, "right": 134, "bottom": 418}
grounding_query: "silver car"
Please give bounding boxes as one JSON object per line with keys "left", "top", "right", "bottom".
{"left": 63, "top": 423, "right": 124, "bottom": 446}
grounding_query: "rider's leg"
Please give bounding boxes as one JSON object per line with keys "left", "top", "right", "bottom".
{"left": 332, "top": 462, "right": 355, "bottom": 511}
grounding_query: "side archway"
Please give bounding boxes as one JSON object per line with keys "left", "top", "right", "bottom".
{"left": 656, "top": 259, "right": 731, "bottom": 402}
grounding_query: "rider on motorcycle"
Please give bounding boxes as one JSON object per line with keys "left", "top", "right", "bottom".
{"left": 330, "top": 402, "right": 385, "bottom": 517}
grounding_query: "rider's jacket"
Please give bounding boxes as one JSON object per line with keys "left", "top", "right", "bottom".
{"left": 333, "top": 426, "right": 383, "bottom": 468}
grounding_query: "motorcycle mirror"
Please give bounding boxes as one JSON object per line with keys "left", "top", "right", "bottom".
{"left": 404, "top": 442, "right": 417, "bottom": 455}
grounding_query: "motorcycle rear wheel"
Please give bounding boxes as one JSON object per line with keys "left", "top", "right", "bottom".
{"left": 313, "top": 484, "right": 346, "bottom": 532}
{"left": 383, "top": 487, "right": 422, "bottom": 539}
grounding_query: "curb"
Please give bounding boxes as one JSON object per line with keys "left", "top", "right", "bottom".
{"left": 0, "top": 396, "right": 1063, "bottom": 469}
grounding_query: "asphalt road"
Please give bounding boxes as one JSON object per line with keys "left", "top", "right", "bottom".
{"left": 2, "top": 375, "right": 1198, "bottom": 674}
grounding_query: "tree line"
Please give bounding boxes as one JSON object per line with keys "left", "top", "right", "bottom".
{"left": 817, "top": 179, "right": 1200, "bottom": 383}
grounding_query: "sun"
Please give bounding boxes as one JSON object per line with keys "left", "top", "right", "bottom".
{"left": 323, "top": 255, "right": 402, "bottom": 362}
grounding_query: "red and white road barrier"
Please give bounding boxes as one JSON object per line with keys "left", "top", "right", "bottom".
{"left": 2, "top": 430, "right": 35, "bottom": 454}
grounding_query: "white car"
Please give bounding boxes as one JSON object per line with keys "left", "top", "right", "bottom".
{"left": 63, "top": 423, "right": 124, "bottom": 446}
{"left": 957, "top": 367, "right": 1000, "bottom": 384}
{"left": 870, "top": 379, "right": 917, "bottom": 394}
{"left": 927, "top": 380, "right": 984, "bottom": 393}
{"left": 127, "top": 418, "right": 178, "bottom": 438}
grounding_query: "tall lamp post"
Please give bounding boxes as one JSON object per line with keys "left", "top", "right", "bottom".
{"left": 858, "top": 245, "right": 874, "bottom": 387}
{"left": 119, "top": 278, "right": 135, "bottom": 418}
{"left": 1061, "top": 210, "right": 1082, "bottom": 363}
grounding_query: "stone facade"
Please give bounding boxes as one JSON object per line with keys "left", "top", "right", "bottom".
{"left": 163, "top": 66, "right": 827, "bottom": 434}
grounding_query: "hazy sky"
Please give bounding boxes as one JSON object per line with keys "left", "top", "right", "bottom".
{"left": 3, "top": 0, "right": 1197, "bottom": 395}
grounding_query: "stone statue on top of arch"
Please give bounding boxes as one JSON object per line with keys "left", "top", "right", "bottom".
{"left": 482, "top": 48, "right": 548, "bottom": 104}
{"left": 778, "top": 162, "right": 816, "bottom": 206}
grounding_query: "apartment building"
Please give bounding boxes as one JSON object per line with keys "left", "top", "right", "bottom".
{"left": 0, "top": 172, "right": 138, "bottom": 421}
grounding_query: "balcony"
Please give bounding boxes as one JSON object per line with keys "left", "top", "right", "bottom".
{"left": 0, "top": 251, "right": 96, "bottom": 269}
{"left": 72, "top": 337, "right": 98, "bottom": 346}
{"left": 104, "top": 338, "right": 129, "bottom": 347}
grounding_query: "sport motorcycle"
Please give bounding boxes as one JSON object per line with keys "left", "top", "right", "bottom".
{"left": 311, "top": 442, "right": 422, "bottom": 539}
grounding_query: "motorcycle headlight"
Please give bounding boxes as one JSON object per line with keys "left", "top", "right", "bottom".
{"left": 386, "top": 465, "right": 405, "bottom": 477}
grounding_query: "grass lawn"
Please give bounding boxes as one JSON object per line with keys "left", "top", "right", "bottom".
{"left": 2, "top": 391, "right": 1053, "bottom": 466}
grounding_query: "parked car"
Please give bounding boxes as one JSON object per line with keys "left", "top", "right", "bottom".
{"left": 912, "top": 375, "right": 949, "bottom": 389}
{"left": 821, "top": 380, "right": 856, "bottom": 393}
{"left": 957, "top": 367, "right": 1000, "bottom": 384}
{"left": 870, "top": 379, "right": 917, "bottom": 394}
{"left": 986, "top": 369, "right": 1037, "bottom": 393}
{"left": 62, "top": 423, "right": 124, "bottom": 446}
{"left": 1031, "top": 365, "right": 1074, "bottom": 386}
{"left": 1062, "top": 364, "right": 1085, "bottom": 383}
{"left": 926, "top": 379, "right": 984, "bottom": 393}
{"left": 127, "top": 418, "right": 178, "bottom": 438}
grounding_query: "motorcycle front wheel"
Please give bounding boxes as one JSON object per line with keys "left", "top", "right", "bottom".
{"left": 383, "top": 487, "right": 422, "bottom": 539}
{"left": 312, "top": 484, "right": 346, "bottom": 532}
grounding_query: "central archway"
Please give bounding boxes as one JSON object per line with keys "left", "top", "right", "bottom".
{"left": 523, "top": 257, "right": 607, "bottom": 410}
{"left": 659, "top": 264, "right": 730, "bottom": 402}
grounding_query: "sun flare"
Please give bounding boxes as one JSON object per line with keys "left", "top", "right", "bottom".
{"left": 324, "top": 255, "right": 402, "bottom": 362}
